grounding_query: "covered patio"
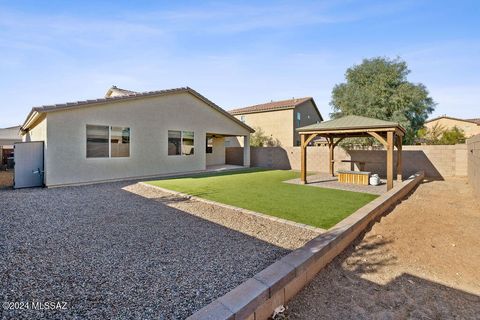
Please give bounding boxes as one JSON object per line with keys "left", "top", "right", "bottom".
{"left": 297, "top": 115, "right": 406, "bottom": 191}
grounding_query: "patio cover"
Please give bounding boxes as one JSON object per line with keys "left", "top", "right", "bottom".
{"left": 297, "top": 115, "right": 406, "bottom": 191}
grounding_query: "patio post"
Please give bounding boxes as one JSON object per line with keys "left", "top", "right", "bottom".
{"left": 386, "top": 131, "right": 394, "bottom": 190}
{"left": 396, "top": 135, "right": 403, "bottom": 181}
{"left": 243, "top": 135, "right": 250, "bottom": 167}
{"left": 300, "top": 134, "right": 307, "bottom": 184}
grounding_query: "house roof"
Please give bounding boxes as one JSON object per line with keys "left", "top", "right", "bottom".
{"left": 297, "top": 115, "right": 405, "bottom": 133}
{"left": 425, "top": 115, "right": 480, "bottom": 125}
{"left": 466, "top": 118, "right": 480, "bottom": 124}
{"left": 21, "top": 87, "right": 254, "bottom": 133}
{"left": 0, "top": 125, "right": 22, "bottom": 140}
{"left": 229, "top": 97, "right": 323, "bottom": 120}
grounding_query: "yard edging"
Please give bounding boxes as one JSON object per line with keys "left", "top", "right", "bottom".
{"left": 138, "top": 182, "right": 326, "bottom": 233}
{"left": 187, "top": 171, "right": 425, "bottom": 320}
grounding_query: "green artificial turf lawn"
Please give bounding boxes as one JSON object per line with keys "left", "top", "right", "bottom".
{"left": 147, "top": 168, "right": 378, "bottom": 229}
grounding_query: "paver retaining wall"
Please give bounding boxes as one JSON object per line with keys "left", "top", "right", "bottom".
{"left": 187, "top": 172, "right": 425, "bottom": 320}
{"left": 226, "top": 145, "right": 467, "bottom": 179}
{"left": 467, "top": 134, "right": 480, "bottom": 196}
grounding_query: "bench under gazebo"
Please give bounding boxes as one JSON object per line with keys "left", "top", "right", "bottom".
{"left": 297, "top": 115, "right": 405, "bottom": 191}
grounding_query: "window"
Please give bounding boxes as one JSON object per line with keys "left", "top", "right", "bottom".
{"left": 182, "top": 131, "right": 194, "bottom": 155}
{"left": 168, "top": 130, "right": 194, "bottom": 156}
{"left": 87, "top": 125, "right": 109, "bottom": 158}
{"left": 111, "top": 127, "right": 130, "bottom": 157}
{"left": 168, "top": 130, "right": 182, "bottom": 155}
{"left": 240, "top": 115, "right": 246, "bottom": 123}
{"left": 206, "top": 137, "right": 213, "bottom": 154}
{"left": 296, "top": 112, "right": 301, "bottom": 127}
{"left": 87, "top": 125, "right": 130, "bottom": 158}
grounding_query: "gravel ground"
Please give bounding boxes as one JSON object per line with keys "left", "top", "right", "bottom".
{"left": 287, "top": 177, "right": 480, "bottom": 319}
{"left": 0, "top": 180, "right": 313, "bottom": 319}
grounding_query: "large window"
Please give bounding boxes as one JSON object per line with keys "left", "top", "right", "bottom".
{"left": 168, "top": 130, "right": 194, "bottom": 156}
{"left": 86, "top": 125, "right": 130, "bottom": 158}
{"left": 296, "top": 112, "right": 301, "bottom": 127}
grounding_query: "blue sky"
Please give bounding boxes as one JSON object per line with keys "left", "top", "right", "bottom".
{"left": 0, "top": 0, "right": 479, "bottom": 127}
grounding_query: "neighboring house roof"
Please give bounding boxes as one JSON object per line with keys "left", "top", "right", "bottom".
{"left": 104, "top": 86, "right": 138, "bottom": 98}
{"left": 0, "top": 125, "right": 22, "bottom": 140}
{"left": 229, "top": 97, "right": 323, "bottom": 120}
{"left": 466, "top": 118, "right": 480, "bottom": 125}
{"left": 297, "top": 115, "right": 405, "bottom": 133}
{"left": 21, "top": 87, "right": 254, "bottom": 133}
{"left": 425, "top": 115, "right": 480, "bottom": 125}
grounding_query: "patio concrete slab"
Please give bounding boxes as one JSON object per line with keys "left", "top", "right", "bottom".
{"left": 285, "top": 173, "right": 400, "bottom": 195}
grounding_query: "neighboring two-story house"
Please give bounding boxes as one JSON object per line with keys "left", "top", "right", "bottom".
{"left": 425, "top": 116, "right": 480, "bottom": 138}
{"left": 228, "top": 97, "right": 323, "bottom": 147}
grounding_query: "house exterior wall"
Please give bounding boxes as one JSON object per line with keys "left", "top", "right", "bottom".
{"left": 230, "top": 109, "right": 294, "bottom": 147}
{"left": 0, "top": 139, "right": 21, "bottom": 146}
{"left": 425, "top": 118, "right": 480, "bottom": 138}
{"left": 23, "top": 116, "right": 47, "bottom": 143}
{"left": 293, "top": 101, "right": 322, "bottom": 146}
{"left": 206, "top": 136, "right": 226, "bottom": 166}
{"left": 40, "top": 92, "right": 249, "bottom": 186}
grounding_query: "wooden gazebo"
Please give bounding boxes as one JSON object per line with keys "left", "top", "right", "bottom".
{"left": 297, "top": 115, "right": 406, "bottom": 191}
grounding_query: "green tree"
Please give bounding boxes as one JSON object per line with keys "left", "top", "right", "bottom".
{"left": 415, "top": 124, "right": 466, "bottom": 145}
{"left": 250, "top": 127, "right": 280, "bottom": 147}
{"left": 440, "top": 126, "right": 466, "bottom": 145}
{"left": 330, "top": 57, "right": 436, "bottom": 144}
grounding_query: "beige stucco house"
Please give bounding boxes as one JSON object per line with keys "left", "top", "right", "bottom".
{"left": 0, "top": 125, "right": 21, "bottom": 166}
{"left": 227, "top": 97, "right": 323, "bottom": 147}
{"left": 20, "top": 86, "right": 253, "bottom": 187}
{"left": 425, "top": 116, "right": 480, "bottom": 138}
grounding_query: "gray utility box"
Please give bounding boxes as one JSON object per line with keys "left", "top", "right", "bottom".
{"left": 14, "top": 141, "right": 45, "bottom": 189}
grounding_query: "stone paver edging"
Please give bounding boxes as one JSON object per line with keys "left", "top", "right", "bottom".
{"left": 187, "top": 172, "right": 425, "bottom": 320}
{"left": 139, "top": 182, "right": 326, "bottom": 233}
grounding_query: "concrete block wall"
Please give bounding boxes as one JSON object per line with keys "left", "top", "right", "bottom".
{"left": 226, "top": 144, "right": 468, "bottom": 179}
{"left": 467, "top": 134, "right": 480, "bottom": 196}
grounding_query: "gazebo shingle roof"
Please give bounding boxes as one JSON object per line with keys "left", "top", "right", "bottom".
{"left": 297, "top": 115, "right": 405, "bottom": 133}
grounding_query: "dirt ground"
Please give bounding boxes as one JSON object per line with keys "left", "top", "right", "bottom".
{"left": 0, "top": 170, "right": 13, "bottom": 189}
{"left": 287, "top": 177, "right": 480, "bottom": 319}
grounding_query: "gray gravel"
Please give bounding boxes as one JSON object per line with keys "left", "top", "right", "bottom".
{"left": 0, "top": 181, "right": 293, "bottom": 319}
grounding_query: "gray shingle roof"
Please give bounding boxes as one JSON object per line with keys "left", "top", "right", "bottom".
{"left": 22, "top": 87, "right": 254, "bottom": 133}
{"left": 297, "top": 115, "right": 405, "bottom": 132}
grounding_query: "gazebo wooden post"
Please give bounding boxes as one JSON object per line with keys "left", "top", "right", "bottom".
{"left": 386, "top": 131, "right": 394, "bottom": 190}
{"left": 396, "top": 135, "right": 403, "bottom": 181}
{"left": 328, "top": 137, "right": 335, "bottom": 177}
{"left": 300, "top": 134, "right": 307, "bottom": 184}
